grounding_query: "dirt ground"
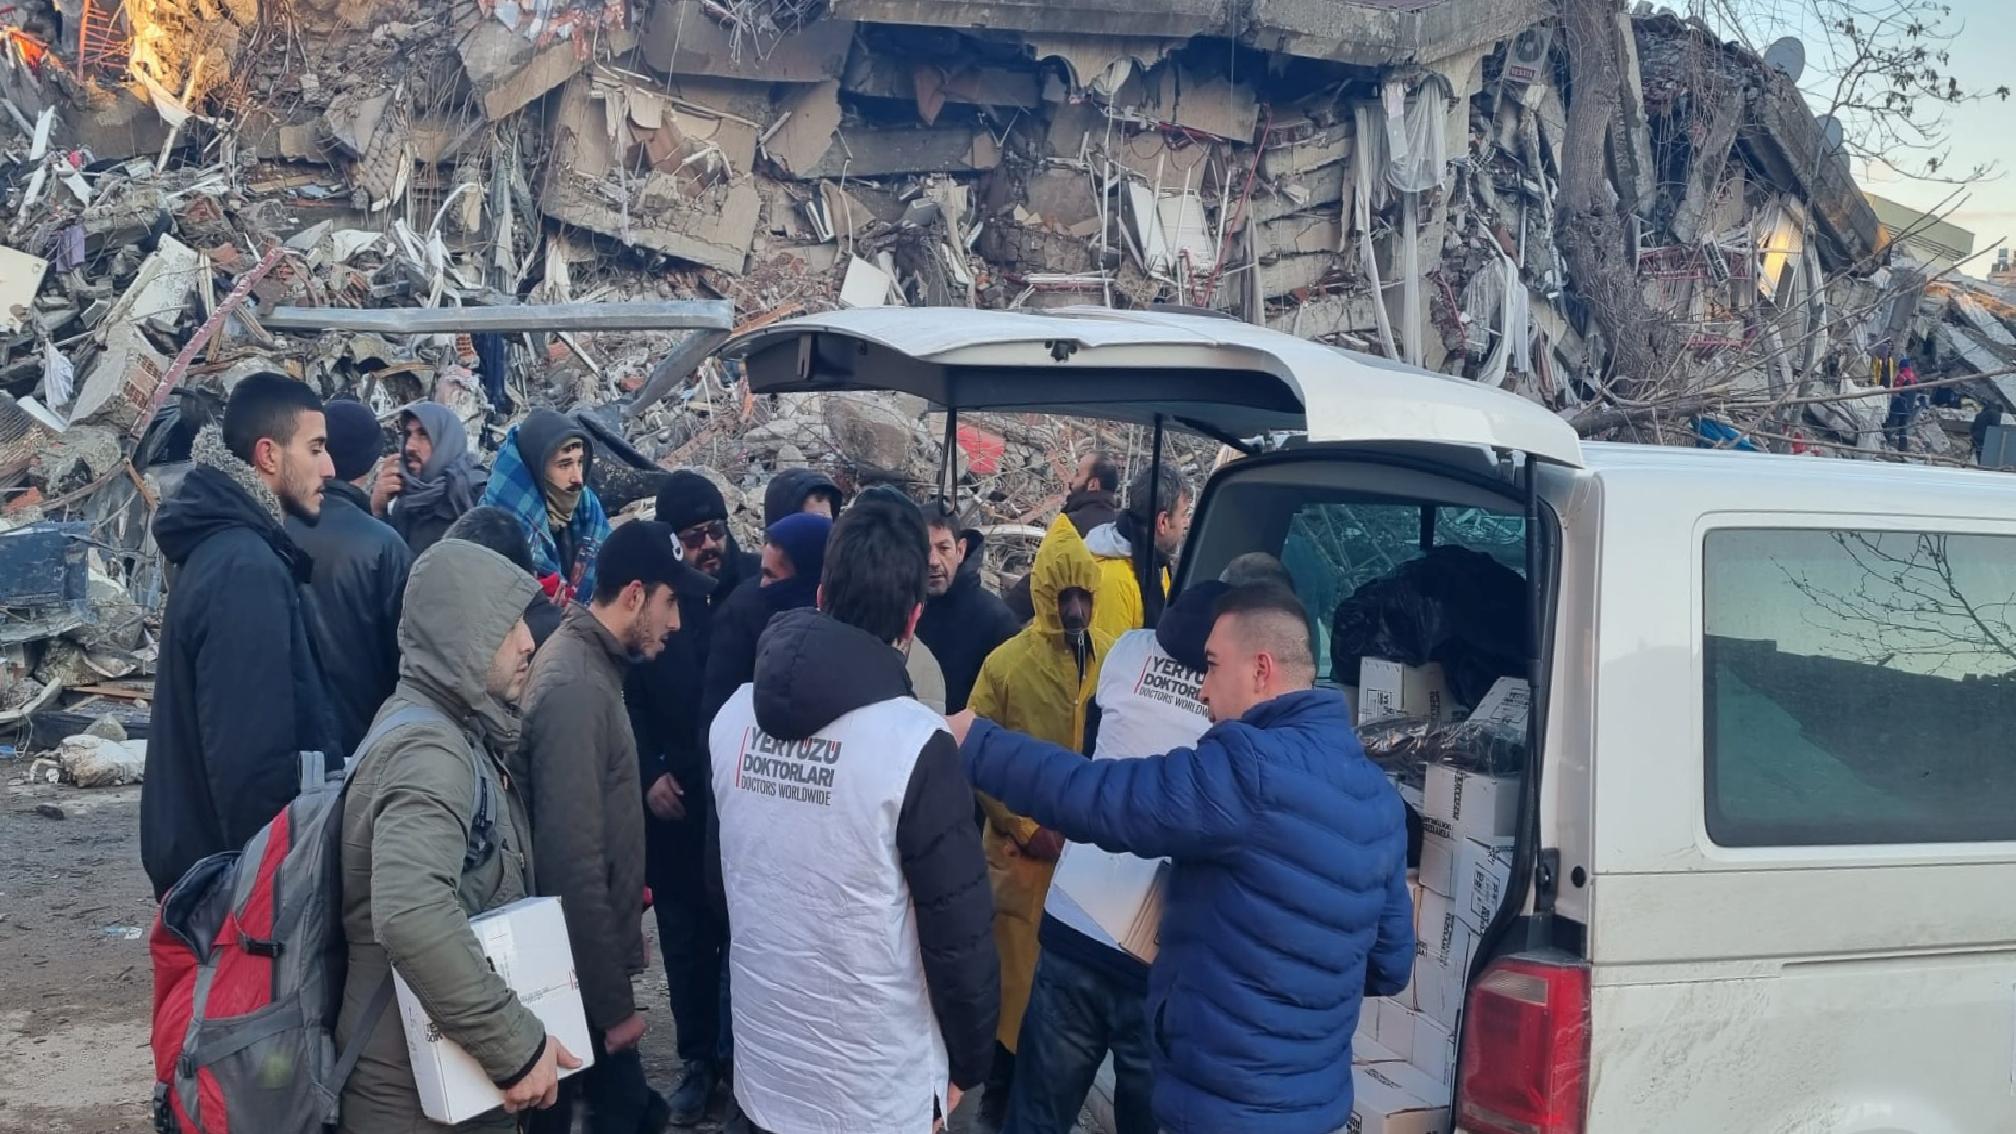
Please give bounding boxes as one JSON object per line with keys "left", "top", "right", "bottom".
{"left": 0, "top": 779, "right": 1021, "bottom": 1134}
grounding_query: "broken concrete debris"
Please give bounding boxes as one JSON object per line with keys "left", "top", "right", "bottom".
{"left": 0, "top": 0, "right": 2010, "bottom": 786}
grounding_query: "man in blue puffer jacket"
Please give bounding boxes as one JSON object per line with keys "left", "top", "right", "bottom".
{"left": 948, "top": 582, "right": 1415, "bottom": 1134}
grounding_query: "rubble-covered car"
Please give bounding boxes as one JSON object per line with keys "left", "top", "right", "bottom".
{"left": 730, "top": 305, "right": 2016, "bottom": 1134}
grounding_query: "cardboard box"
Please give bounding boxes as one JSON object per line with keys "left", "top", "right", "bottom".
{"left": 1469, "top": 677, "right": 1530, "bottom": 732}
{"left": 1417, "top": 831, "right": 1456, "bottom": 898}
{"left": 1406, "top": 1009, "right": 1457, "bottom": 1089}
{"left": 396, "top": 897, "right": 593, "bottom": 1125}
{"left": 1450, "top": 834, "right": 1514, "bottom": 932}
{"left": 1423, "top": 762, "right": 1519, "bottom": 840}
{"left": 1358, "top": 658, "right": 1453, "bottom": 726}
{"left": 1374, "top": 995, "right": 1415, "bottom": 1060}
{"left": 1412, "top": 890, "right": 1477, "bottom": 1031}
{"left": 1353, "top": 1036, "right": 1407, "bottom": 1065}
{"left": 1051, "top": 843, "right": 1168, "bottom": 963}
{"left": 1347, "top": 1063, "right": 1452, "bottom": 1134}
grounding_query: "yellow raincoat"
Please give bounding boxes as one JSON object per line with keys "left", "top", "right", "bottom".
{"left": 968, "top": 515, "right": 1112, "bottom": 1050}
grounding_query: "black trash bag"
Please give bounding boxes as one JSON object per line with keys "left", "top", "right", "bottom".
{"left": 1330, "top": 546, "right": 1528, "bottom": 706}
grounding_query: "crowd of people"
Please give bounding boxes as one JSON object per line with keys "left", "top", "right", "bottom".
{"left": 139, "top": 374, "right": 1414, "bottom": 1134}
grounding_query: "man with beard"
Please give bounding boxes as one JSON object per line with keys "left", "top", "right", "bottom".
{"left": 373, "top": 401, "right": 485, "bottom": 555}
{"left": 964, "top": 516, "right": 1111, "bottom": 1130}
{"left": 482, "top": 409, "right": 612, "bottom": 604}
{"left": 916, "top": 501, "right": 1019, "bottom": 714}
{"left": 1084, "top": 465, "right": 1190, "bottom": 641}
{"left": 523, "top": 521, "right": 716, "bottom": 1134}
{"left": 626, "top": 469, "right": 757, "bottom": 1124}
{"left": 1062, "top": 452, "right": 1121, "bottom": 534}
{"left": 287, "top": 397, "right": 414, "bottom": 757}
{"left": 142, "top": 374, "right": 340, "bottom": 899}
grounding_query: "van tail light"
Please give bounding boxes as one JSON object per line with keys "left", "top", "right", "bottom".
{"left": 1455, "top": 954, "right": 1590, "bottom": 1134}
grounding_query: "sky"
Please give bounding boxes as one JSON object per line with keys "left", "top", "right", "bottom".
{"left": 1710, "top": 0, "right": 2016, "bottom": 277}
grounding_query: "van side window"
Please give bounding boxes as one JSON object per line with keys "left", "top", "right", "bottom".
{"left": 1703, "top": 528, "right": 2016, "bottom": 846}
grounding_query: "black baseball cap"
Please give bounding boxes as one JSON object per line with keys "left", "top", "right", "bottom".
{"left": 594, "top": 519, "right": 718, "bottom": 602}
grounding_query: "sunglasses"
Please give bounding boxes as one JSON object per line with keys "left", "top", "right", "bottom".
{"left": 678, "top": 520, "right": 728, "bottom": 547}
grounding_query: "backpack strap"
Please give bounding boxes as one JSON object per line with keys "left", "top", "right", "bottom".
{"left": 330, "top": 701, "right": 503, "bottom": 1092}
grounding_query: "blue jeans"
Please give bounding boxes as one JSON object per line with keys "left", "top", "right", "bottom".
{"left": 1003, "top": 949, "right": 1156, "bottom": 1134}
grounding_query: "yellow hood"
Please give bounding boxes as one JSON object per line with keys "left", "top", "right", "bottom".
{"left": 1028, "top": 514, "right": 1101, "bottom": 637}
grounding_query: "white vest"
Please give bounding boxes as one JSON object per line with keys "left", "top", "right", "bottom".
{"left": 709, "top": 683, "right": 951, "bottom": 1134}
{"left": 1047, "top": 630, "right": 1213, "bottom": 947}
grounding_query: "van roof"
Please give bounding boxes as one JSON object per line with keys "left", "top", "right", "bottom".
{"left": 1575, "top": 441, "right": 2016, "bottom": 520}
{"left": 727, "top": 306, "right": 1585, "bottom": 466}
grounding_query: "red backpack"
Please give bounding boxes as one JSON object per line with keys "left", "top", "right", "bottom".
{"left": 148, "top": 704, "right": 492, "bottom": 1133}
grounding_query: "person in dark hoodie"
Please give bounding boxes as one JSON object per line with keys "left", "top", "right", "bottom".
{"left": 286, "top": 397, "right": 414, "bottom": 758}
{"left": 1062, "top": 451, "right": 1121, "bottom": 535}
{"left": 763, "top": 465, "right": 845, "bottom": 522}
{"left": 142, "top": 374, "right": 340, "bottom": 899}
{"left": 628, "top": 469, "right": 759, "bottom": 1123}
{"left": 917, "top": 500, "right": 1020, "bottom": 714}
{"left": 481, "top": 409, "right": 612, "bottom": 604}
{"left": 374, "top": 401, "right": 485, "bottom": 555}
{"left": 695, "top": 512, "right": 832, "bottom": 738}
{"left": 709, "top": 501, "right": 997, "bottom": 1134}
{"left": 1000, "top": 582, "right": 1225, "bottom": 1134}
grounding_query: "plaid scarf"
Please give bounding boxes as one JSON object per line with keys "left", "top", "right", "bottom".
{"left": 480, "top": 425, "right": 611, "bottom": 601}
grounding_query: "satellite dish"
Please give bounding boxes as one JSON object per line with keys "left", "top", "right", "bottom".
{"left": 1817, "top": 114, "right": 1846, "bottom": 154}
{"left": 1764, "top": 36, "right": 1806, "bottom": 83}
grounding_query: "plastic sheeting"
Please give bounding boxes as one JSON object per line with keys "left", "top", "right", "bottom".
{"left": 1330, "top": 546, "right": 1528, "bottom": 707}
{"left": 1381, "top": 78, "right": 1450, "bottom": 195}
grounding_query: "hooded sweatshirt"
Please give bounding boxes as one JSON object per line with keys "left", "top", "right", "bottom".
{"left": 390, "top": 402, "right": 484, "bottom": 556}
{"left": 480, "top": 410, "right": 611, "bottom": 601}
{"left": 142, "top": 426, "right": 339, "bottom": 899}
{"left": 762, "top": 466, "right": 845, "bottom": 527}
{"left": 709, "top": 608, "right": 998, "bottom": 1131}
{"left": 966, "top": 514, "right": 1113, "bottom": 1050}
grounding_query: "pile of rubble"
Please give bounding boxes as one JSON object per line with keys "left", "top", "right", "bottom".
{"left": 0, "top": 0, "right": 2010, "bottom": 756}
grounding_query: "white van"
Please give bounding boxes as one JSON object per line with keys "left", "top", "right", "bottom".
{"left": 728, "top": 306, "right": 2016, "bottom": 1134}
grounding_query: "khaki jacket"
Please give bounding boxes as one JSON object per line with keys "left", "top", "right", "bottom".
{"left": 335, "top": 539, "right": 543, "bottom": 1134}
{"left": 520, "top": 604, "right": 648, "bottom": 1032}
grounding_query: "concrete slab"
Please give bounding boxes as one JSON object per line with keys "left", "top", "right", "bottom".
{"left": 827, "top": 0, "right": 1234, "bottom": 41}
{"left": 1246, "top": 0, "right": 1548, "bottom": 66}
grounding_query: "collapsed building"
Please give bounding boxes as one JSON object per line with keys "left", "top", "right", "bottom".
{"left": 0, "top": 0, "right": 2011, "bottom": 745}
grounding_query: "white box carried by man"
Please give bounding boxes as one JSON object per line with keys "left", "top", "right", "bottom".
{"left": 1050, "top": 843, "right": 1167, "bottom": 962}
{"left": 394, "top": 896, "right": 593, "bottom": 1124}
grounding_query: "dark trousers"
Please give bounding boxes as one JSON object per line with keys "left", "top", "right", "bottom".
{"left": 651, "top": 815, "right": 730, "bottom": 1066}
{"left": 1003, "top": 949, "right": 1156, "bottom": 1134}
{"left": 527, "top": 1029, "right": 657, "bottom": 1134}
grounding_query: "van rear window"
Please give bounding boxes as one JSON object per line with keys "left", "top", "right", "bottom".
{"left": 1703, "top": 528, "right": 2016, "bottom": 846}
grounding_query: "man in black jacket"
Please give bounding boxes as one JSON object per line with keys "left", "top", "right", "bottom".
{"left": 1062, "top": 451, "right": 1121, "bottom": 535}
{"left": 373, "top": 400, "right": 485, "bottom": 555}
{"left": 708, "top": 502, "right": 997, "bottom": 1133}
{"left": 287, "top": 398, "right": 414, "bottom": 757}
{"left": 917, "top": 501, "right": 1020, "bottom": 713}
{"left": 627, "top": 469, "right": 758, "bottom": 1123}
{"left": 142, "top": 374, "right": 339, "bottom": 899}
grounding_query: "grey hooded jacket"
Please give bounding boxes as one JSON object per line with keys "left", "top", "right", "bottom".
{"left": 335, "top": 539, "right": 546, "bottom": 1133}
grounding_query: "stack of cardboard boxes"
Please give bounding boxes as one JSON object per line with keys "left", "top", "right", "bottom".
{"left": 1343, "top": 667, "right": 1526, "bottom": 1134}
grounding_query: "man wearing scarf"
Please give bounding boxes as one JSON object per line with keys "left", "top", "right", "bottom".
{"left": 374, "top": 401, "right": 486, "bottom": 555}
{"left": 480, "top": 409, "right": 612, "bottom": 605}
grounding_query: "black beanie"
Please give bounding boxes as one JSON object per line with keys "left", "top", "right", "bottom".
{"left": 1156, "top": 580, "right": 1228, "bottom": 674}
{"left": 323, "top": 398, "right": 384, "bottom": 482}
{"left": 656, "top": 469, "right": 730, "bottom": 533}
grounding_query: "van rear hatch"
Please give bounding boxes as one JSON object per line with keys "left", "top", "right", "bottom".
{"left": 726, "top": 306, "right": 1584, "bottom": 1127}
